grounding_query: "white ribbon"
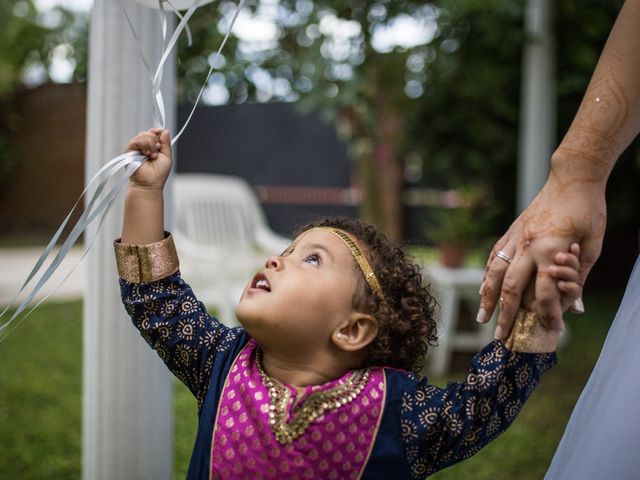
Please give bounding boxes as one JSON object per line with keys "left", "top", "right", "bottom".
{"left": 0, "top": 0, "right": 245, "bottom": 341}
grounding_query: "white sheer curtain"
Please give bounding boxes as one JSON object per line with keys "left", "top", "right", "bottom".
{"left": 546, "top": 255, "right": 640, "bottom": 479}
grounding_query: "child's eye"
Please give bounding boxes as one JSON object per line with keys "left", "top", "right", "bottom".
{"left": 304, "top": 253, "right": 321, "bottom": 266}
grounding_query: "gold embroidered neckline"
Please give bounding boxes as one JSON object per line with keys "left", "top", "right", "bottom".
{"left": 255, "top": 349, "right": 372, "bottom": 444}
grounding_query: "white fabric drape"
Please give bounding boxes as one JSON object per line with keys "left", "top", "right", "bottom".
{"left": 546, "top": 255, "right": 640, "bottom": 479}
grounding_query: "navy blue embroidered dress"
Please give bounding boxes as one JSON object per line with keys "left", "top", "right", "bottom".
{"left": 116, "top": 235, "right": 556, "bottom": 479}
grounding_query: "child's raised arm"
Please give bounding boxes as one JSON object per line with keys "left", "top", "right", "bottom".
{"left": 121, "top": 128, "right": 172, "bottom": 244}
{"left": 115, "top": 128, "right": 248, "bottom": 409}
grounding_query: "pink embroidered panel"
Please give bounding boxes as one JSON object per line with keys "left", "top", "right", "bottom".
{"left": 210, "top": 341, "right": 385, "bottom": 479}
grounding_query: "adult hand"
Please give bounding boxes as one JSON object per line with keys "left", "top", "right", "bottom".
{"left": 477, "top": 171, "right": 607, "bottom": 339}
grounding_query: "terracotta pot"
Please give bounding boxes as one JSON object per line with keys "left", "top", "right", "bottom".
{"left": 438, "top": 245, "right": 467, "bottom": 268}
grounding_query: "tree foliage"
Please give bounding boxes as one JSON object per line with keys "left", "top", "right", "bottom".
{"left": 179, "top": 0, "right": 462, "bottom": 240}
{"left": 176, "top": 0, "right": 628, "bottom": 241}
{"left": 2, "top": 0, "right": 633, "bottom": 242}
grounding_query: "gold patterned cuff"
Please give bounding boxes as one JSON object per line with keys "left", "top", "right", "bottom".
{"left": 113, "top": 232, "right": 179, "bottom": 283}
{"left": 504, "top": 308, "right": 560, "bottom": 353}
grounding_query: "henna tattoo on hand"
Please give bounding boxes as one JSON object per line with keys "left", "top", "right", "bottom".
{"left": 521, "top": 209, "right": 606, "bottom": 244}
{"left": 554, "top": 64, "right": 629, "bottom": 188}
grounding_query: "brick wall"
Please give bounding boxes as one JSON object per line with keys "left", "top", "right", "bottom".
{"left": 0, "top": 83, "right": 86, "bottom": 235}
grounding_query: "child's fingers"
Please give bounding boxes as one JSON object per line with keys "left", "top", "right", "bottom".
{"left": 553, "top": 251, "right": 579, "bottom": 271}
{"left": 553, "top": 242, "right": 580, "bottom": 266}
{"left": 126, "top": 130, "right": 161, "bottom": 158}
{"left": 570, "top": 242, "right": 580, "bottom": 257}
{"left": 154, "top": 129, "right": 172, "bottom": 160}
{"left": 548, "top": 265, "right": 579, "bottom": 283}
{"left": 126, "top": 132, "right": 155, "bottom": 151}
{"left": 158, "top": 129, "right": 171, "bottom": 148}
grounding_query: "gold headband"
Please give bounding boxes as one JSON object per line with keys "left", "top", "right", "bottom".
{"left": 307, "top": 227, "right": 385, "bottom": 301}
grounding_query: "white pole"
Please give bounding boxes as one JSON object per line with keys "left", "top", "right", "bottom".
{"left": 82, "top": 1, "right": 175, "bottom": 478}
{"left": 517, "top": 0, "right": 556, "bottom": 212}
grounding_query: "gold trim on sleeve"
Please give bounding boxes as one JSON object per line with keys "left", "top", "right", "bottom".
{"left": 113, "top": 232, "right": 179, "bottom": 283}
{"left": 504, "top": 308, "right": 560, "bottom": 353}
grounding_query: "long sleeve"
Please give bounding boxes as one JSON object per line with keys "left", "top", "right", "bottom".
{"left": 397, "top": 341, "right": 556, "bottom": 477}
{"left": 115, "top": 234, "right": 245, "bottom": 408}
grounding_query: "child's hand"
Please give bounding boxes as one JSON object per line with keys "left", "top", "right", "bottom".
{"left": 548, "top": 242, "right": 583, "bottom": 313}
{"left": 520, "top": 243, "right": 582, "bottom": 314}
{"left": 125, "top": 128, "right": 172, "bottom": 190}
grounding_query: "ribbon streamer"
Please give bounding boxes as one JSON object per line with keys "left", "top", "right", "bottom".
{"left": 0, "top": 0, "right": 244, "bottom": 340}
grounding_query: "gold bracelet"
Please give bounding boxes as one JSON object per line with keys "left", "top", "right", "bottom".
{"left": 113, "top": 232, "right": 179, "bottom": 283}
{"left": 504, "top": 308, "right": 560, "bottom": 353}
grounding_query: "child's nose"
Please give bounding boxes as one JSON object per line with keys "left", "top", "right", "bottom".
{"left": 265, "top": 255, "right": 282, "bottom": 270}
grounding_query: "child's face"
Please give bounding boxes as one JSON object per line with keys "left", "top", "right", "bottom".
{"left": 236, "top": 229, "right": 362, "bottom": 353}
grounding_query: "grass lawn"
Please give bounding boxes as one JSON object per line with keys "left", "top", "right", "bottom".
{"left": 0, "top": 293, "right": 619, "bottom": 479}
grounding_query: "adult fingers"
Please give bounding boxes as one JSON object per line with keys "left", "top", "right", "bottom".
{"left": 567, "top": 236, "right": 602, "bottom": 314}
{"left": 558, "top": 280, "right": 583, "bottom": 311}
{"left": 576, "top": 235, "right": 603, "bottom": 289}
{"left": 477, "top": 240, "right": 513, "bottom": 324}
{"left": 494, "top": 254, "right": 535, "bottom": 340}
{"left": 569, "top": 297, "right": 585, "bottom": 314}
{"left": 562, "top": 243, "right": 588, "bottom": 315}
{"left": 558, "top": 280, "right": 581, "bottom": 297}
{"left": 535, "top": 270, "right": 564, "bottom": 332}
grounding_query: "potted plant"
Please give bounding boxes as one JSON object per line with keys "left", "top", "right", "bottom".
{"left": 424, "top": 186, "right": 496, "bottom": 268}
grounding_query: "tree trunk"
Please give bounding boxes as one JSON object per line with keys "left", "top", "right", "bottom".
{"left": 373, "top": 102, "right": 404, "bottom": 244}
{"left": 338, "top": 103, "right": 405, "bottom": 244}
{"left": 337, "top": 107, "right": 381, "bottom": 227}
{"left": 373, "top": 142, "right": 403, "bottom": 243}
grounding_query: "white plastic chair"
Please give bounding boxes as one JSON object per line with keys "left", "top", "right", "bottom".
{"left": 423, "top": 265, "right": 496, "bottom": 376}
{"left": 172, "top": 173, "right": 290, "bottom": 326}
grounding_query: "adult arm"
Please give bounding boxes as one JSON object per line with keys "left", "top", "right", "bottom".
{"left": 479, "top": 0, "right": 640, "bottom": 338}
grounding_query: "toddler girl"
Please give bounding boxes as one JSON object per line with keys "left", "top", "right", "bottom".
{"left": 115, "top": 128, "right": 582, "bottom": 479}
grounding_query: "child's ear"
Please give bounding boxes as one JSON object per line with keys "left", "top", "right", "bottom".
{"left": 332, "top": 313, "right": 378, "bottom": 352}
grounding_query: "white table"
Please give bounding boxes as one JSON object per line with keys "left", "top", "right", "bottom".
{"left": 423, "top": 265, "right": 495, "bottom": 376}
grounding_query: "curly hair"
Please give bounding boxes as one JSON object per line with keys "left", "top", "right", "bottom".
{"left": 298, "top": 217, "right": 438, "bottom": 374}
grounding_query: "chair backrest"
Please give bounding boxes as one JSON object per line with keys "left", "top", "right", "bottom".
{"left": 173, "top": 173, "right": 265, "bottom": 253}
{"left": 171, "top": 174, "right": 289, "bottom": 324}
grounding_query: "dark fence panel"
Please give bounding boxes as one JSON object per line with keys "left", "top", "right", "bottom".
{"left": 176, "top": 103, "right": 354, "bottom": 236}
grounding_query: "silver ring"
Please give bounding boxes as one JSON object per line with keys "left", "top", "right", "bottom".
{"left": 496, "top": 250, "right": 512, "bottom": 265}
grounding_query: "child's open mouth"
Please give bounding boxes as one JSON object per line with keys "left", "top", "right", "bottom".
{"left": 250, "top": 272, "right": 271, "bottom": 292}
